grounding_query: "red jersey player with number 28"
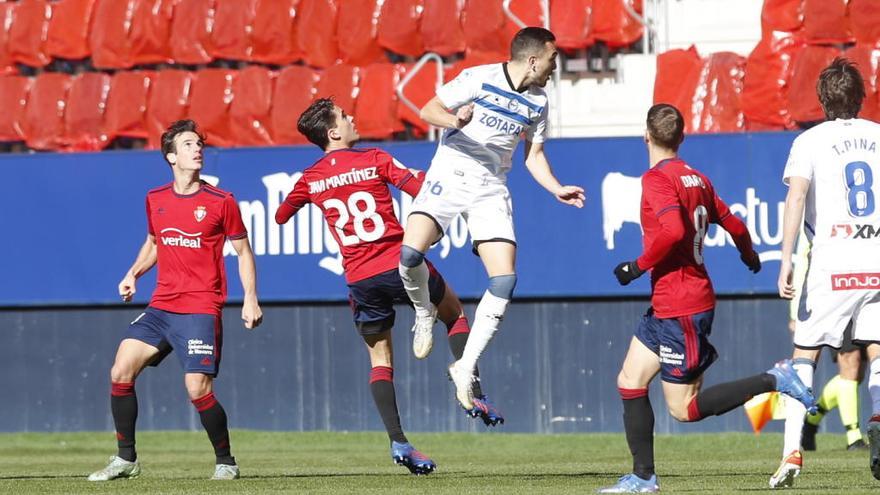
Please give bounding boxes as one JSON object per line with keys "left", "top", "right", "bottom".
{"left": 275, "top": 98, "right": 503, "bottom": 476}
{"left": 598, "top": 104, "right": 815, "bottom": 494}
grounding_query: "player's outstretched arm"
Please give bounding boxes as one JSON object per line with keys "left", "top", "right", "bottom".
{"left": 420, "top": 96, "right": 473, "bottom": 129}
{"left": 778, "top": 177, "right": 810, "bottom": 299}
{"left": 231, "top": 237, "right": 263, "bottom": 329}
{"left": 718, "top": 213, "right": 761, "bottom": 273}
{"left": 118, "top": 234, "right": 157, "bottom": 302}
{"left": 523, "top": 140, "right": 584, "bottom": 208}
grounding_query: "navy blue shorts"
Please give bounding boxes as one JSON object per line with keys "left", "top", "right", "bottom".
{"left": 635, "top": 308, "right": 718, "bottom": 384}
{"left": 125, "top": 306, "right": 223, "bottom": 376}
{"left": 348, "top": 265, "right": 446, "bottom": 335}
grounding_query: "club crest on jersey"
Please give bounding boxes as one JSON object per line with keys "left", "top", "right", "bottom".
{"left": 194, "top": 206, "right": 207, "bottom": 222}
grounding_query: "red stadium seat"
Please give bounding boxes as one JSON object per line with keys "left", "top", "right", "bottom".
{"left": 130, "top": 0, "right": 175, "bottom": 65}
{"left": 653, "top": 46, "right": 703, "bottom": 131}
{"left": 376, "top": 0, "right": 424, "bottom": 58}
{"left": 741, "top": 33, "right": 804, "bottom": 129}
{"left": 0, "top": 76, "right": 33, "bottom": 141}
{"left": 63, "top": 72, "right": 112, "bottom": 151}
{"left": 230, "top": 65, "right": 274, "bottom": 146}
{"left": 251, "top": 0, "right": 300, "bottom": 65}
{"left": 0, "top": 3, "right": 18, "bottom": 75}
{"left": 802, "top": 0, "right": 852, "bottom": 45}
{"left": 444, "top": 50, "right": 508, "bottom": 82}
{"left": 463, "top": 0, "right": 544, "bottom": 60}
{"left": 187, "top": 68, "right": 236, "bottom": 147}
{"left": 849, "top": 0, "right": 880, "bottom": 48}
{"left": 8, "top": 0, "right": 52, "bottom": 68}
{"left": 844, "top": 44, "right": 880, "bottom": 123}
{"left": 788, "top": 45, "right": 843, "bottom": 124}
{"left": 550, "top": 0, "right": 593, "bottom": 50}
{"left": 760, "top": 0, "right": 803, "bottom": 35}
{"left": 90, "top": 0, "right": 134, "bottom": 69}
{"left": 592, "top": 0, "right": 643, "bottom": 48}
{"left": 421, "top": 0, "right": 466, "bottom": 57}
{"left": 337, "top": 0, "right": 384, "bottom": 66}
{"left": 212, "top": 0, "right": 257, "bottom": 61}
{"left": 397, "top": 61, "right": 441, "bottom": 134}
{"left": 295, "top": 0, "right": 339, "bottom": 69}
{"left": 691, "top": 52, "right": 747, "bottom": 133}
{"left": 104, "top": 71, "right": 153, "bottom": 141}
{"left": 23, "top": 72, "right": 73, "bottom": 150}
{"left": 145, "top": 70, "right": 194, "bottom": 149}
{"left": 315, "top": 64, "right": 359, "bottom": 116}
{"left": 355, "top": 63, "right": 404, "bottom": 140}
{"left": 47, "top": 0, "right": 96, "bottom": 60}
{"left": 271, "top": 65, "right": 318, "bottom": 145}
{"left": 170, "top": 0, "right": 216, "bottom": 65}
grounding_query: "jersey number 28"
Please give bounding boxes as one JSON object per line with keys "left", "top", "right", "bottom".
{"left": 323, "top": 191, "right": 386, "bottom": 246}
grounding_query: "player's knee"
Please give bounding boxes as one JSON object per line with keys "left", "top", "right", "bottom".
{"left": 488, "top": 274, "right": 517, "bottom": 299}
{"left": 616, "top": 369, "right": 640, "bottom": 390}
{"left": 400, "top": 245, "right": 425, "bottom": 268}
{"left": 184, "top": 374, "right": 213, "bottom": 400}
{"left": 668, "top": 404, "right": 691, "bottom": 422}
{"left": 110, "top": 361, "right": 137, "bottom": 383}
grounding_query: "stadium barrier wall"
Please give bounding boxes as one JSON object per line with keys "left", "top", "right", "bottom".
{"left": 4, "top": 132, "right": 858, "bottom": 433}
{"left": 3, "top": 132, "right": 797, "bottom": 306}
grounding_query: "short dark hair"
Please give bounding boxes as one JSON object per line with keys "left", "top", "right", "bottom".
{"left": 298, "top": 98, "right": 337, "bottom": 150}
{"left": 161, "top": 119, "right": 205, "bottom": 165}
{"left": 646, "top": 103, "right": 685, "bottom": 152}
{"left": 510, "top": 27, "right": 556, "bottom": 61}
{"left": 818, "top": 57, "right": 865, "bottom": 120}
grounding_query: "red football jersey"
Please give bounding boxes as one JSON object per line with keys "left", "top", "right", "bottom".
{"left": 637, "top": 158, "right": 737, "bottom": 318}
{"left": 276, "top": 148, "right": 422, "bottom": 284}
{"left": 146, "top": 181, "right": 248, "bottom": 316}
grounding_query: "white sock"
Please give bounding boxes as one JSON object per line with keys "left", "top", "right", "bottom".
{"left": 399, "top": 261, "right": 433, "bottom": 316}
{"left": 458, "top": 290, "right": 509, "bottom": 373}
{"left": 782, "top": 360, "right": 814, "bottom": 456}
{"left": 869, "top": 358, "right": 880, "bottom": 418}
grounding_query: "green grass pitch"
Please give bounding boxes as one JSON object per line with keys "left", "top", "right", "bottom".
{"left": 0, "top": 431, "right": 877, "bottom": 494}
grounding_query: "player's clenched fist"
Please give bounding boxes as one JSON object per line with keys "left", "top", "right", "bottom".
{"left": 614, "top": 260, "right": 644, "bottom": 286}
{"left": 118, "top": 273, "right": 136, "bottom": 302}
{"left": 242, "top": 297, "right": 263, "bottom": 329}
{"left": 454, "top": 103, "right": 474, "bottom": 128}
{"left": 740, "top": 250, "right": 761, "bottom": 273}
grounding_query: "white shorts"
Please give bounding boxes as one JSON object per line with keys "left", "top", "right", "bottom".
{"left": 794, "top": 266, "right": 880, "bottom": 348}
{"left": 411, "top": 160, "right": 515, "bottom": 249}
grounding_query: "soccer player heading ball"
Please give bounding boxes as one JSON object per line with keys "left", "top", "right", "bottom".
{"left": 598, "top": 104, "right": 815, "bottom": 494}
{"left": 275, "top": 98, "right": 503, "bottom": 475}
{"left": 88, "top": 120, "right": 262, "bottom": 482}
{"left": 398, "top": 27, "right": 585, "bottom": 411}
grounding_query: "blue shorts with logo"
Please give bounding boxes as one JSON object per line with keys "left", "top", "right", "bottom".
{"left": 125, "top": 306, "right": 223, "bottom": 376}
{"left": 348, "top": 265, "right": 446, "bottom": 336}
{"left": 635, "top": 308, "right": 718, "bottom": 384}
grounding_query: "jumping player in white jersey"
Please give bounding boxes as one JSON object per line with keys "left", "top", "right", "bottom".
{"left": 772, "top": 57, "right": 880, "bottom": 488}
{"left": 398, "top": 27, "right": 585, "bottom": 409}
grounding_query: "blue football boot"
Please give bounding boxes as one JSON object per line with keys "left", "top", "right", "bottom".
{"left": 767, "top": 359, "right": 817, "bottom": 414}
{"left": 465, "top": 394, "right": 505, "bottom": 427}
{"left": 390, "top": 441, "right": 436, "bottom": 475}
{"left": 597, "top": 473, "right": 660, "bottom": 493}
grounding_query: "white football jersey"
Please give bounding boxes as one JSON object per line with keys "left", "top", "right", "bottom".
{"left": 783, "top": 118, "right": 880, "bottom": 269}
{"left": 432, "top": 63, "right": 548, "bottom": 177}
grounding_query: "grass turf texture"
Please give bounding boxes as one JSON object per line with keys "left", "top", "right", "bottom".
{"left": 0, "top": 431, "right": 876, "bottom": 494}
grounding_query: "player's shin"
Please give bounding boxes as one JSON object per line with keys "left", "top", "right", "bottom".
{"left": 620, "top": 388, "right": 655, "bottom": 480}
{"left": 192, "top": 392, "right": 235, "bottom": 466}
{"left": 445, "top": 317, "right": 483, "bottom": 397}
{"left": 458, "top": 275, "right": 516, "bottom": 373}
{"left": 399, "top": 246, "right": 432, "bottom": 315}
{"left": 369, "top": 366, "right": 407, "bottom": 443}
{"left": 687, "top": 374, "right": 776, "bottom": 421}
{"left": 111, "top": 382, "right": 138, "bottom": 462}
{"left": 783, "top": 358, "right": 815, "bottom": 456}
{"left": 869, "top": 358, "right": 880, "bottom": 419}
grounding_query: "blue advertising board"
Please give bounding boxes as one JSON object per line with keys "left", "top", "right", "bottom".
{"left": 1, "top": 132, "right": 797, "bottom": 306}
